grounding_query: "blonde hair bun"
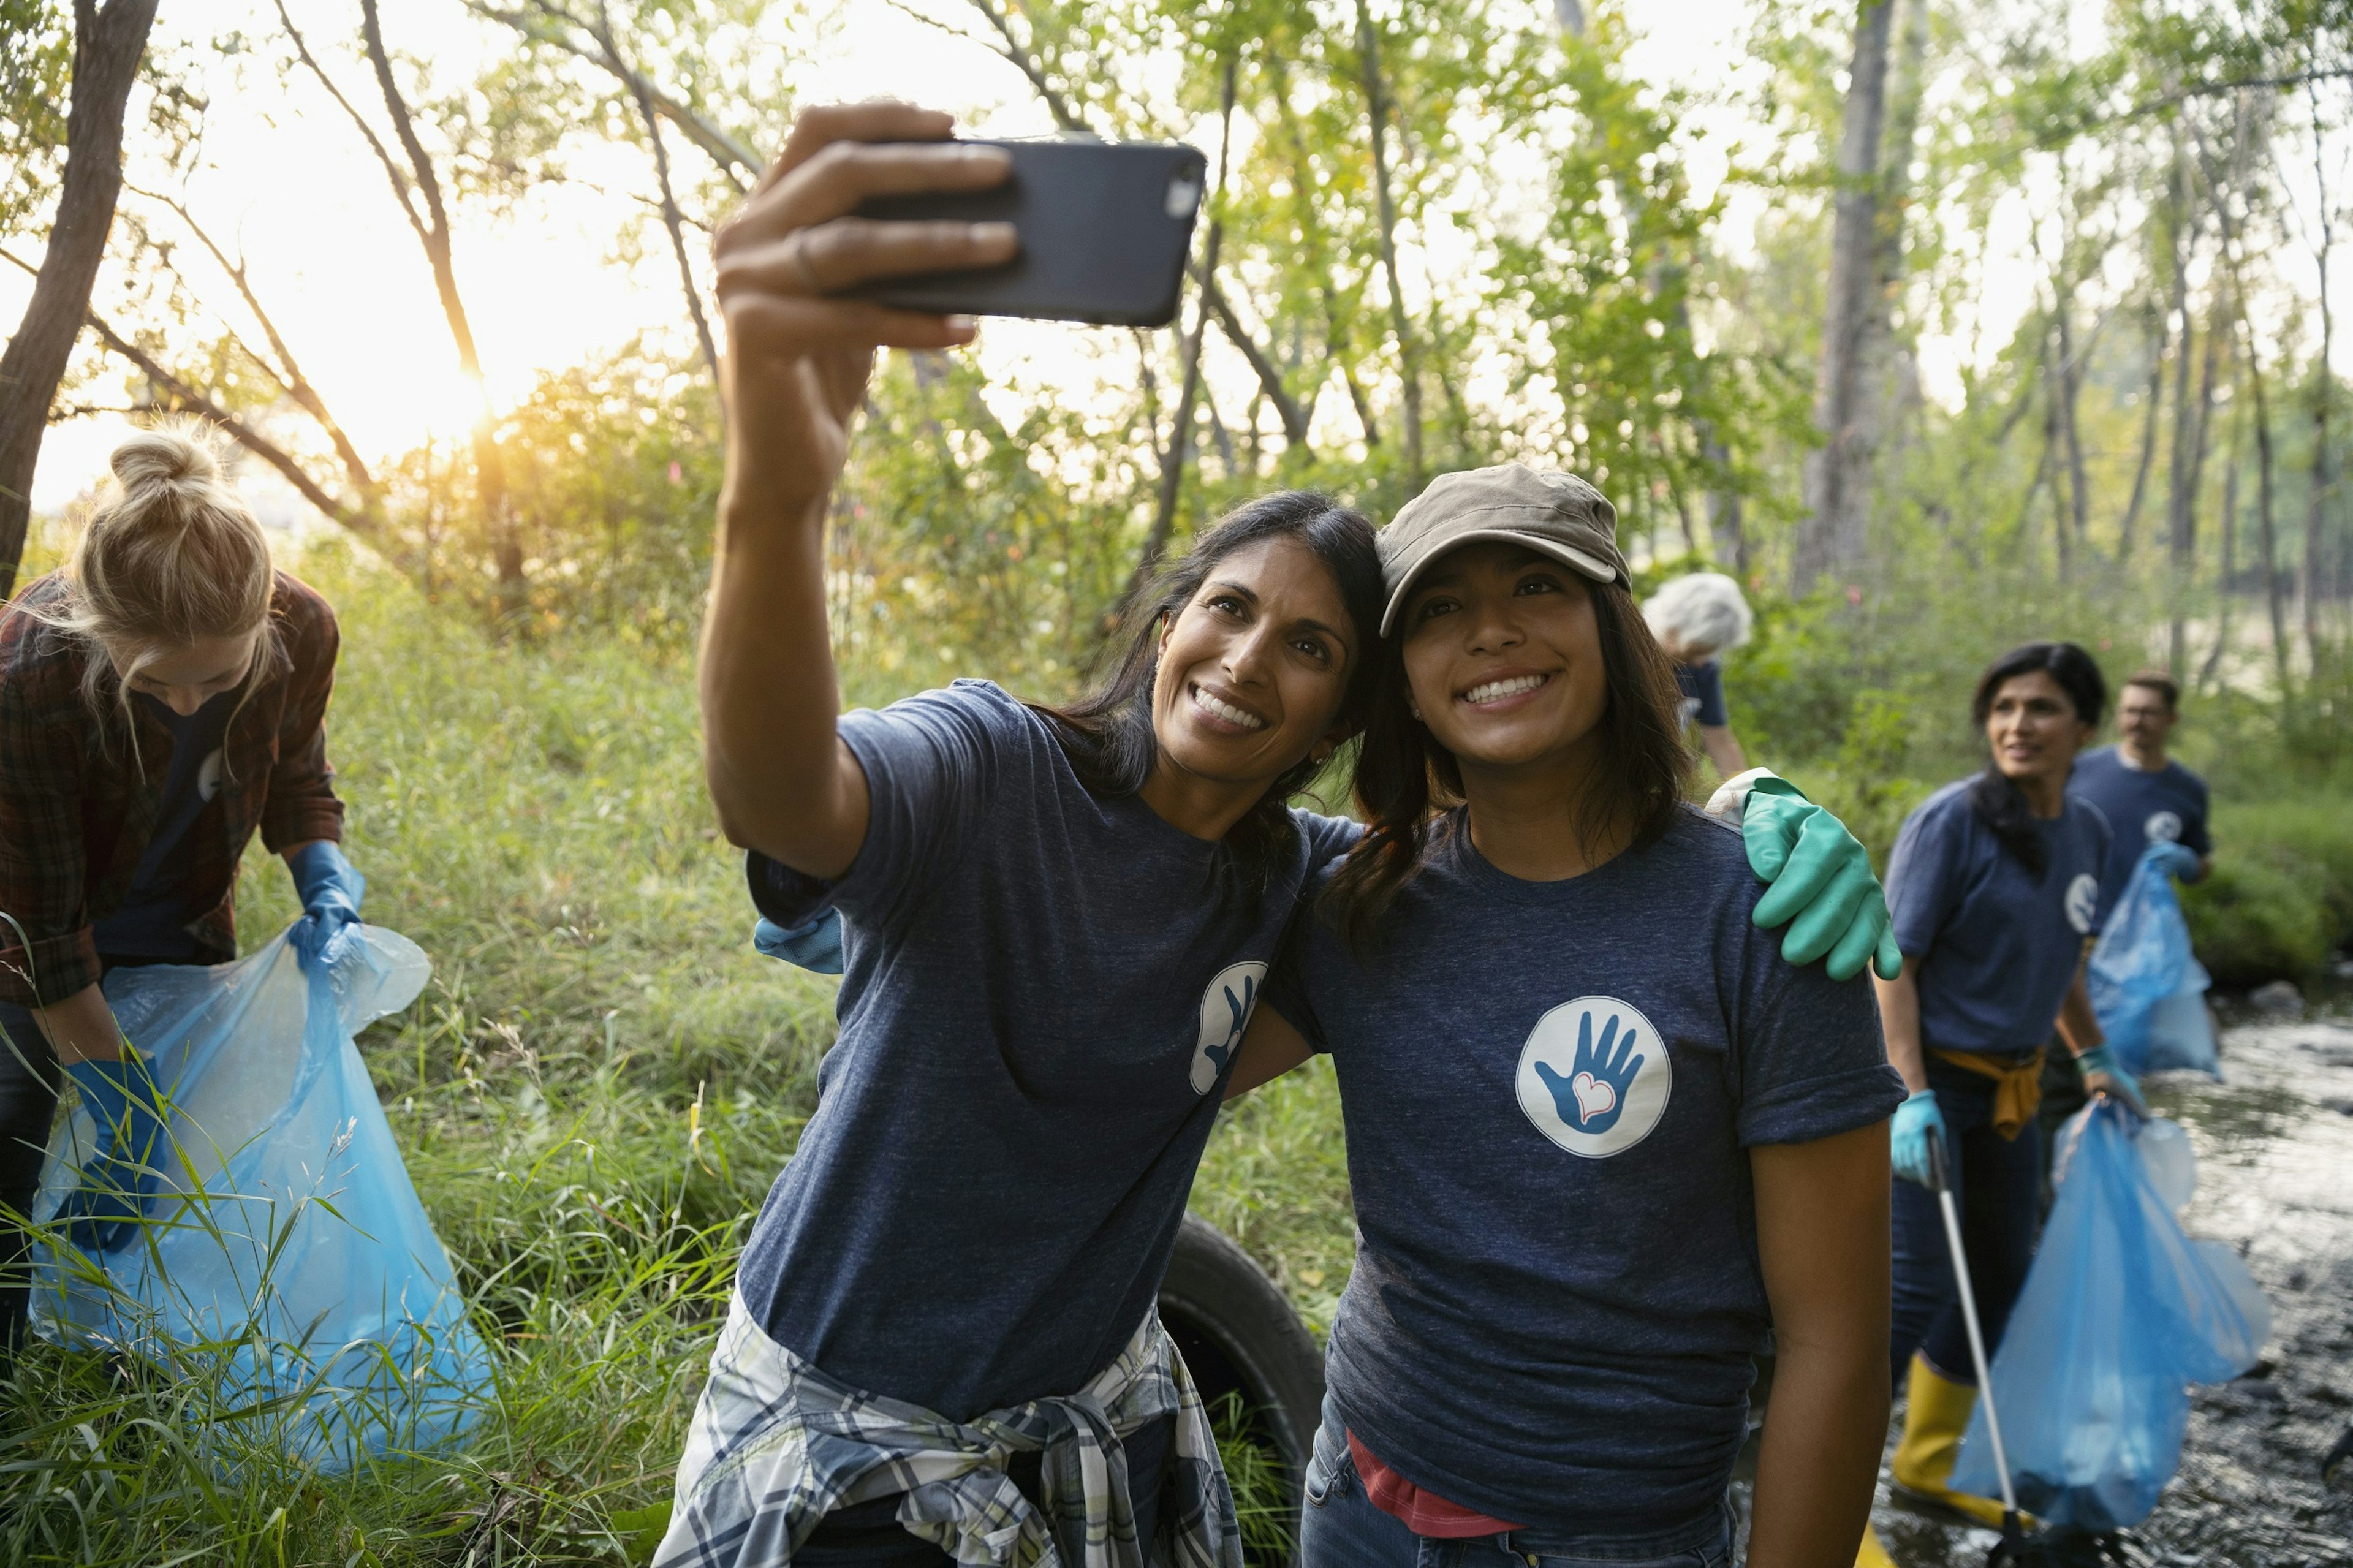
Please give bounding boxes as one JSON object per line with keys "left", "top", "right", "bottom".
{"left": 108, "top": 424, "right": 225, "bottom": 493}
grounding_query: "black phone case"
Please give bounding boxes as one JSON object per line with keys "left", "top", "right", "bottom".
{"left": 850, "top": 140, "right": 1207, "bottom": 328}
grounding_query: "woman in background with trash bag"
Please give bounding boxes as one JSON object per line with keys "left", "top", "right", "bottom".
{"left": 0, "top": 422, "right": 365, "bottom": 1355}
{"left": 1863, "top": 642, "right": 2143, "bottom": 1553}
{"left": 1644, "top": 570, "right": 1751, "bottom": 781}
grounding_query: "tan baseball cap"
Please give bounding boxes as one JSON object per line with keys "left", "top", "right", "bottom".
{"left": 1374, "top": 463, "right": 1626, "bottom": 637}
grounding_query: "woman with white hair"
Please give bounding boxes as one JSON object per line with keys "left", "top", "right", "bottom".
{"left": 1645, "top": 571, "right": 1752, "bottom": 780}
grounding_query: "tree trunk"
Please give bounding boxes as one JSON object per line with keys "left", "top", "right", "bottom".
{"left": 0, "top": 0, "right": 159, "bottom": 601}
{"left": 1792, "top": 0, "right": 1896, "bottom": 594}
{"left": 1355, "top": 0, "right": 1423, "bottom": 483}
{"left": 2242, "top": 327, "right": 2289, "bottom": 694}
{"left": 2052, "top": 287, "right": 2090, "bottom": 555}
{"left": 2199, "top": 455, "right": 2237, "bottom": 691}
{"left": 354, "top": 0, "right": 525, "bottom": 623}
{"left": 2116, "top": 297, "right": 2168, "bottom": 561}
{"left": 2306, "top": 79, "right": 2335, "bottom": 670}
{"left": 1131, "top": 59, "right": 1236, "bottom": 602}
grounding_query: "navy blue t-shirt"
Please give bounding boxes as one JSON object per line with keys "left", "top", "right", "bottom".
{"left": 2070, "top": 746, "right": 2211, "bottom": 902}
{"left": 737, "top": 680, "right": 1360, "bottom": 1419}
{"left": 1885, "top": 779, "right": 2113, "bottom": 1059}
{"left": 1673, "top": 659, "right": 1729, "bottom": 728}
{"left": 92, "top": 691, "right": 235, "bottom": 960}
{"left": 1264, "top": 806, "right": 1901, "bottom": 1532}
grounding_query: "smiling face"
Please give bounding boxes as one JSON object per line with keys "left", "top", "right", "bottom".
{"left": 1150, "top": 534, "right": 1360, "bottom": 797}
{"left": 1398, "top": 541, "right": 1612, "bottom": 780}
{"left": 112, "top": 632, "right": 259, "bottom": 718}
{"left": 1985, "top": 668, "right": 2094, "bottom": 789}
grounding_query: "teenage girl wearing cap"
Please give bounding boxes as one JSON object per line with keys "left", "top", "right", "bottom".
{"left": 0, "top": 422, "right": 365, "bottom": 1351}
{"left": 1230, "top": 464, "right": 1906, "bottom": 1568}
{"left": 1866, "top": 642, "right": 2138, "bottom": 1540}
{"left": 664, "top": 103, "right": 1901, "bottom": 1568}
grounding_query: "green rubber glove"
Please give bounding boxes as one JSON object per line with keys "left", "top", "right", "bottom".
{"left": 1742, "top": 777, "right": 1903, "bottom": 982}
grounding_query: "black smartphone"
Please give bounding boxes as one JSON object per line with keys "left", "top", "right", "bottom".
{"left": 850, "top": 139, "right": 1207, "bottom": 328}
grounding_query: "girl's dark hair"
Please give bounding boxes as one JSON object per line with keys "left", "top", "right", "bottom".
{"left": 1966, "top": 640, "right": 2106, "bottom": 877}
{"left": 1029, "top": 490, "right": 1384, "bottom": 889}
{"left": 1324, "top": 570, "right": 1692, "bottom": 950}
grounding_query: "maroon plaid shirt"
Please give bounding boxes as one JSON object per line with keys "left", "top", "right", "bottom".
{"left": 0, "top": 570, "right": 345, "bottom": 1007}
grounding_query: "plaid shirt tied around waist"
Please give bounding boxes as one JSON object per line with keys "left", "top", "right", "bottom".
{"left": 656, "top": 1292, "right": 1243, "bottom": 1568}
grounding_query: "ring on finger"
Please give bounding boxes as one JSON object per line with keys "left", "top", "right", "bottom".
{"left": 788, "top": 233, "right": 825, "bottom": 295}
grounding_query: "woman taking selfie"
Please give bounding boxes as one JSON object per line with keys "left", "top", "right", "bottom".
{"left": 0, "top": 423, "right": 365, "bottom": 1350}
{"left": 1227, "top": 466, "right": 1903, "bottom": 1568}
{"left": 667, "top": 104, "right": 1899, "bottom": 1568}
{"left": 1869, "top": 642, "right": 2138, "bottom": 1532}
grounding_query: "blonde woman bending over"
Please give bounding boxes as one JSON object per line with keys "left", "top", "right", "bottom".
{"left": 0, "top": 423, "right": 364, "bottom": 1352}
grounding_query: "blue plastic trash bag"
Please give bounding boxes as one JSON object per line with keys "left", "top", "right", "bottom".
{"left": 1951, "top": 1102, "right": 2269, "bottom": 1531}
{"left": 30, "top": 926, "right": 493, "bottom": 1471}
{"left": 2088, "top": 847, "right": 2218, "bottom": 1078}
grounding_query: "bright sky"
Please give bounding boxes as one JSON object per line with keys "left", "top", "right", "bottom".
{"left": 6, "top": 0, "right": 2343, "bottom": 520}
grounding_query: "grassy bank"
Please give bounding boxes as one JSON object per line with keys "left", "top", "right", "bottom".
{"left": 0, "top": 548, "right": 1354, "bottom": 1564}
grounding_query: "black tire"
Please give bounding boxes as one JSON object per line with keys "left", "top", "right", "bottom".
{"left": 1157, "top": 1214, "right": 1325, "bottom": 1533}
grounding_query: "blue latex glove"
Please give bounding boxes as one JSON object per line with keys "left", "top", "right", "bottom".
{"left": 2151, "top": 842, "right": 2202, "bottom": 880}
{"left": 286, "top": 840, "right": 366, "bottom": 971}
{"left": 1741, "top": 777, "right": 1903, "bottom": 982}
{"left": 2073, "top": 1044, "right": 2146, "bottom": 1116}
{"left": 1890, "top": 1089, "right": 1945, "bottom": 1188}
{"left": 58, "top": 1052, "right": 170, "bottom": 1252}
{"left": 753, "top": 911, "right": 844, "bottom": 975}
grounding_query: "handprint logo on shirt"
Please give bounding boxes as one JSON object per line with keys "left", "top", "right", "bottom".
{"left": 1533, "top": 1009, "right": 1644, "bottom": 1136}
{"left": 1514, "top": 995, "right": 1673, "bottom": 1158}
{"left": 1192, "top": 961, "right": 1270, "bottom": 1095}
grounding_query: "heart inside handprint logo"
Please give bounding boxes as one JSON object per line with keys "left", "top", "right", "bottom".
{"left": 1191, "top": 960, "right": 1270, "bottom": 1095}
{"left": 1515, "top": 995, "right": 1672, "bottom": 1157}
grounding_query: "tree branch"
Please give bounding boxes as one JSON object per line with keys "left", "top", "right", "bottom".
{"left": 464, "top": 0, "right": 759, "bottom": 184}
{"left": 273, "top": 0, "right": 430, "bottom": 251}
{"left": 1191, "top": 266, "right": 1309, "bottom": 444}
{"left": 127, "top": 183, "right": 386, "bottom": 516}
{"left": 955, "top": 0, "right": 1088, "bottom": 134}
{"left": 1, "top": 246, "right": 373, "bottom": 535}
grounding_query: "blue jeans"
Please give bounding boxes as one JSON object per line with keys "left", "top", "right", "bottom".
{"left": 1888, "top": 1056, "right": 2043, "bottom": 1388}
{"left": 1298, "top": 1394, "right": 1737, "bottom": 1568}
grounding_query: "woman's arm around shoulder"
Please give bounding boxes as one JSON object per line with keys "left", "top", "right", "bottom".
{"left": 1747, "top": 1121, "right": 1892, "bottom": 1568}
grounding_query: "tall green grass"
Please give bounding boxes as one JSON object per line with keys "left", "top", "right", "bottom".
{"left": 1, "top": 544, "right": 1354, "bottom": 1564}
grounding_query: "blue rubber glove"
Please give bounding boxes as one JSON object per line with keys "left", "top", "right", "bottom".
{"left": 1741, "top": 777, "right": 1903, "bottom": 982}
{"left": 286, "top": 840, "right": 366, "bottom": 971}
{"left": 753, "top": 911, "right": 844, "bottom": 975}
{"left": 1890, "top": 1089, "right": 1944, "bottom": 1188}
{"left": 2151, "top": 842, "right": 2202, "bottom": 880}
{"left": 2074, "top": 1044, "right": 2146, "bottom": 1116}
{"left": 58, "top": 1051, "right": 170, "bottom": 1252}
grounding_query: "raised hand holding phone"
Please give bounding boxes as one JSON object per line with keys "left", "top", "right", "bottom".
{"left": 703, "top": 104, "right": 1014, "bottom": 882}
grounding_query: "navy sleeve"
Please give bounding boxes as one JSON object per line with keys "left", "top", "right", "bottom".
{"left": 1688, "top": 660, "right": 1729, "bottom": 728}
{"left": 1734, "top": 945, "right": 1903, "bottom": 1147}
{"left": 746, "top": 681, "right": 1021, "bottom": 938}
{"left": 1261, "top": 907, "right": 1332, "bottom": 1055}
{"left": 1885, "top": 799, "right": 1962, "bottom": 960}
{"left": 2183, "top": 775, "right": 2213, "bottom": 855}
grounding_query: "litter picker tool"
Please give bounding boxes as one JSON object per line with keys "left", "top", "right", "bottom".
{"left": 1925, "top": 1135, "right": 2130, "bottom": 1567}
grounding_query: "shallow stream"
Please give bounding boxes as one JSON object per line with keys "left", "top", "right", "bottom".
{"left": 1853, "top": 996, "right": 2353, "bottom": 1567}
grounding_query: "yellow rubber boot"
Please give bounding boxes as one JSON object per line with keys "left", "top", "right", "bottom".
{"left": 1889, "top": 1355, "right": 2010, "bottom": 1528}
{"left": 1855, "top": 1523, "right": 1898, "bottom": 1567}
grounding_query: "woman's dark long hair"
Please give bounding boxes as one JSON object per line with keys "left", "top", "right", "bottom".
{"left": 1029, "top": 491, "right": 1384, "bottom": 891}
{"left": 1966, "top": 640, "right": 2106, "bottom": 877}
{"left": 1322, "top": 571, "right": 1692, "bottom": 951}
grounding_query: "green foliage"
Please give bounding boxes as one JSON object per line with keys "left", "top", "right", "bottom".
{"left": 2182, "top": 795, "right": 2353, "bottom": 988}
{"left": 0, "top": 0, "right": 69, "bottom": 240}
{"left": 0, "top": 551, "right": 1357, "bottom": 1562}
